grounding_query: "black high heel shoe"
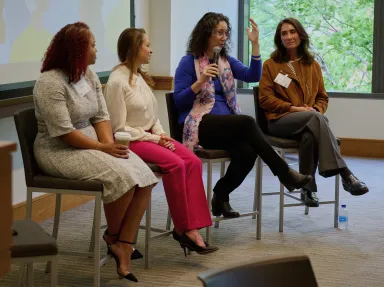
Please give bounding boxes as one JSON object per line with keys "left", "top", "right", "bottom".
{"left": 279, "top": 168, "right": 313, "bottom": 192}
{"left": 172, "top": 229, "right": 219, "bottom": 257}
{"left": 109, "top": 239, "right": 138, "bottom": 282}
{"left": 103, "top": 229, "right": 143, "bottom": 260}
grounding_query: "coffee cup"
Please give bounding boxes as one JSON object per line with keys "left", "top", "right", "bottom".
{"left": 114, "top": 132, "right": 131, "bottom": 147}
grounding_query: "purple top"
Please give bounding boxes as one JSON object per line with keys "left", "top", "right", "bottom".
{"left": 173, "top": 54, "right": 262, "bottom": 124}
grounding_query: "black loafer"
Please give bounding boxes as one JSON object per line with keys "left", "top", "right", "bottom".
{"left": 300, "top": 189, "right": 320, "bottom": 207}
{"left": 211, "top": 195, "right": 240, "bottom": 218}
{"left": 342, "top": 174, "right": 369, "bottom": 196}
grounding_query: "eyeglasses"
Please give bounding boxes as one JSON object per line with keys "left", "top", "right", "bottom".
{"left": 213, "top": 30, "right": 229, "bottom": 38}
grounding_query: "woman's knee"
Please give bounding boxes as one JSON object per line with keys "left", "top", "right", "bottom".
{"left": 301, "top": 131, "right": 316, "bottom": 143}
{"left": 238, "top": 114, "right": 257, "bottom": 128}
{"left": 236, "top": 142, "right": 258, "bottom": 162}
{"left": 187, "top": 154, "right": 202, "bottom": 169}
{"left": 169, "top": 157, "right": 186, "bottom": 172}
{"left": 309, "top": 111, "right": 328, "bottom": 123}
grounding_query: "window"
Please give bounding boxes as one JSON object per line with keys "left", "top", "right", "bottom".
{"left": 242, "top": 0, "right": 375, "bottom": 93}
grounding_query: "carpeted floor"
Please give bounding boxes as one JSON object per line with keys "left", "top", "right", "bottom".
{"left": 1, "top": 156, "right": 383, "bottom": 287}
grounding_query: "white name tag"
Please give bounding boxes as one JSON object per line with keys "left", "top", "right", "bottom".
{"left": 274, "top": 73, "right": 292, "bottom": 88}
{"left": 72, "top": 77, "right": 91, "bottom": 97}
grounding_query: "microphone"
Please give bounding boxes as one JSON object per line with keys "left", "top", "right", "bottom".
{"left": 212, "top": 46, "right": 221, "bottom": 79}
{"left": 213, "top": 46, "right": 221, "bottom": 65}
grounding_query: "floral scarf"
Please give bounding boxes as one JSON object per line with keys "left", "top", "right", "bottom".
{"left": 182, "top": 55, "right": 240, "bottom": 150}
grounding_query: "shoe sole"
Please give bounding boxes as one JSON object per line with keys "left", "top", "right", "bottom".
{"left": 180, "top": 243, "right": 219, "bottom": 255}
{"left": 342, "top": 184, "right": 369, "bottom": 196}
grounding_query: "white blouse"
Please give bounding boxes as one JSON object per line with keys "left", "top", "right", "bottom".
{"left": 104, "top": 66, "right": 165, "bottom": 143}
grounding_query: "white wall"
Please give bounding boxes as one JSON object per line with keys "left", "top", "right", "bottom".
{"left": 169, "top": 0, "right": 238, "bottom": 76}
{"left": 326, "top": 98, "right": 384, "bottom": 139}
{"left": 135, "top": 0, "right": 150, "bottom": 35}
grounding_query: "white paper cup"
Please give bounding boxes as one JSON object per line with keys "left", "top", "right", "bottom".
{"left": 114, "top": 132, "right": 131, "bottom": 147}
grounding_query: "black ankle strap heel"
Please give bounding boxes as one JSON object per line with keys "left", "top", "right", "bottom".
{"left": 103, "top": 230, "right": 143, "bottom": 260}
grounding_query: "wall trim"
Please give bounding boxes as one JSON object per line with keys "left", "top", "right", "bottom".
{"left": 152, "top": 76, "right": 174, "bottom": 90}
{"left": 13, "top": 193, "right": 94, "bottom": 223}
{"left": 340, "top": 137, "right": 384, "bottom": 158}
{"left": 0, "top": 76, "right": 175, "bottom": 117}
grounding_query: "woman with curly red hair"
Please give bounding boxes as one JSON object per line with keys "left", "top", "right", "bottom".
{"left": 33, "top": 22, "right": 157, "bottom": 282}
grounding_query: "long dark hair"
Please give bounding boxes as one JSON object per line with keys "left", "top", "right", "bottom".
{"left": 271, "top": 18, "right": 314, "bottom": 65}
{"left": 114, "top": 28, "right": 155, "bottom": 89}
{"left": 186, "top": 12, "right": 231, "bottom": 59}
{"left": 41, "top": 22, "right": 90, "bottom": 83}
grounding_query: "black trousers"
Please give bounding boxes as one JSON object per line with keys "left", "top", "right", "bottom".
{"left": 197, "top": 114, "right": 289, "bottom": 202}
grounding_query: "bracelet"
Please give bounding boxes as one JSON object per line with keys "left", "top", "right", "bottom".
{"left": 252, "top": 55, "right": 261, "bottom": 60}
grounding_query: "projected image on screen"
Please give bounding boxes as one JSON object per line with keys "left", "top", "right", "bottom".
{"left": 0, "top": 0, "right": 131, "bottom": 85}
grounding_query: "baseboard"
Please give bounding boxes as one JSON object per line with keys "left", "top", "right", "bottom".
{"left": 13, "top": 193, "right": 94, "bottom": 223}
{"left": 340, "top": 138, "right": 384, "bottom": 158}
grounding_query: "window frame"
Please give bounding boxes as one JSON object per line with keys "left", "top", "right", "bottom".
{"left": 237, "top": 0, "right": 384, "bottom": 99}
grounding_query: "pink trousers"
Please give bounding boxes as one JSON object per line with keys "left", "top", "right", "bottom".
{"left": 130, "top": 140, "right": 212, "bottom": 232}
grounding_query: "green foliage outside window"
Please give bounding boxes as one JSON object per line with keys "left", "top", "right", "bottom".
{"left": 249, "top": 0, "right": 374, "bottom": 92}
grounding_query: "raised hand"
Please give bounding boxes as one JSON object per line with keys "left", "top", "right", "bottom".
{"left": 246, "top": 18, "right": 259, "bottom": 44}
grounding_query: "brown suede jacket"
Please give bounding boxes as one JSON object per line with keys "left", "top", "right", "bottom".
{"left": 258, "top": 58, "right": 328, "bottom": 120}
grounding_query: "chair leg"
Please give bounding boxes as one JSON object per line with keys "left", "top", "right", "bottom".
{"left": 304, "top": 206, "right": 309, "bottom": 215}
{"left": 334, "top": 174, "right": 340, "bottom": 228}
{"left": 50, "top": 257, "right": 58, "bottom": 287}
{"left": 26, "top": 188, "right": 33, "bottom": 219}
{"left": 206, "top": 161, "right": 213, "bottom": 244}
{"left": 88, "top": 200, "right": 98, "bottom": 255}
{"left": 214, "top": 162, "right": 226, "bottom": 229}
{"left": 253, "top": 159, "right": 259, "bottom": 220}
{"left": 93, "top": 194, "right": 101, "bottom": 287}
{"left": 279, "top": 150, "right": 285, "bottom": 233}
{"left": 166, "top": 209, "right": 172, "bottom": 230}
{"left": 27, "top": 263, "right": 33, "bottom": 287}
{"left": 256, "top": 157, "right": 263, "bottom": 240}
{"left": 46, "top": 194, "right": 62, "bottom": 274}
{"left": 16, "top": 263, "right": 25, "bottom": 286}
{"left": 145, "top": 195, "right": 152, "bottom": 269}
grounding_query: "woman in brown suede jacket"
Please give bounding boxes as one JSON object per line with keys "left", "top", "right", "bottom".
{"left": 259, "top": 18, "right": 368, "bottom": 207}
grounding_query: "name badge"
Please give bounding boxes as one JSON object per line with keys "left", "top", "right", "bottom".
{"left": 72, "top": 77, "right": 91, "bottom": 97}
{"left": 274, "top": 73, "right": 292, "bottom": 88}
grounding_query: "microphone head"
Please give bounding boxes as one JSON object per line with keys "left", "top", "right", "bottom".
{"left": 213, "top": 46, "right": 222, "bottom": 54}
{"left": 213, "top": 46, "right": 222, "bottom": 65}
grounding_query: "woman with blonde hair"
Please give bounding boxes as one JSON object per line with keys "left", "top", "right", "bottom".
{"left": 104, "top": 28, "right": 218, "bottom": 256}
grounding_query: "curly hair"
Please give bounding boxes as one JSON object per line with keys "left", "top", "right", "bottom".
{"left": 114, "top": 28, "right": 155, "bottom": 89}
{"left": 271, "top": 18, "right": 314, "bottom": 65}
{"left": 186, "top": 12, "right": 231, "bottom": 59}
{"left": 41, "top": 22, "right": 91, "bottom": 83}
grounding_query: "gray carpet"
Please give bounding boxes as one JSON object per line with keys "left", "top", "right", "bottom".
{"left": 2, "top": 156, "right": 383, "bottom": 287}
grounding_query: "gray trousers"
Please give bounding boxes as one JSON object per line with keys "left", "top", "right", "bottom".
{"left": 268, "top": 111, "right": 346, "bottom": 192}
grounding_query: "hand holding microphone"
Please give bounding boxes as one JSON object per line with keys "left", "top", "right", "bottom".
{"left": 198, "top": 46, "right": 221, "bottom": 83}
{"left": 200, "top": 64, "right": 219, "bottom": 82}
